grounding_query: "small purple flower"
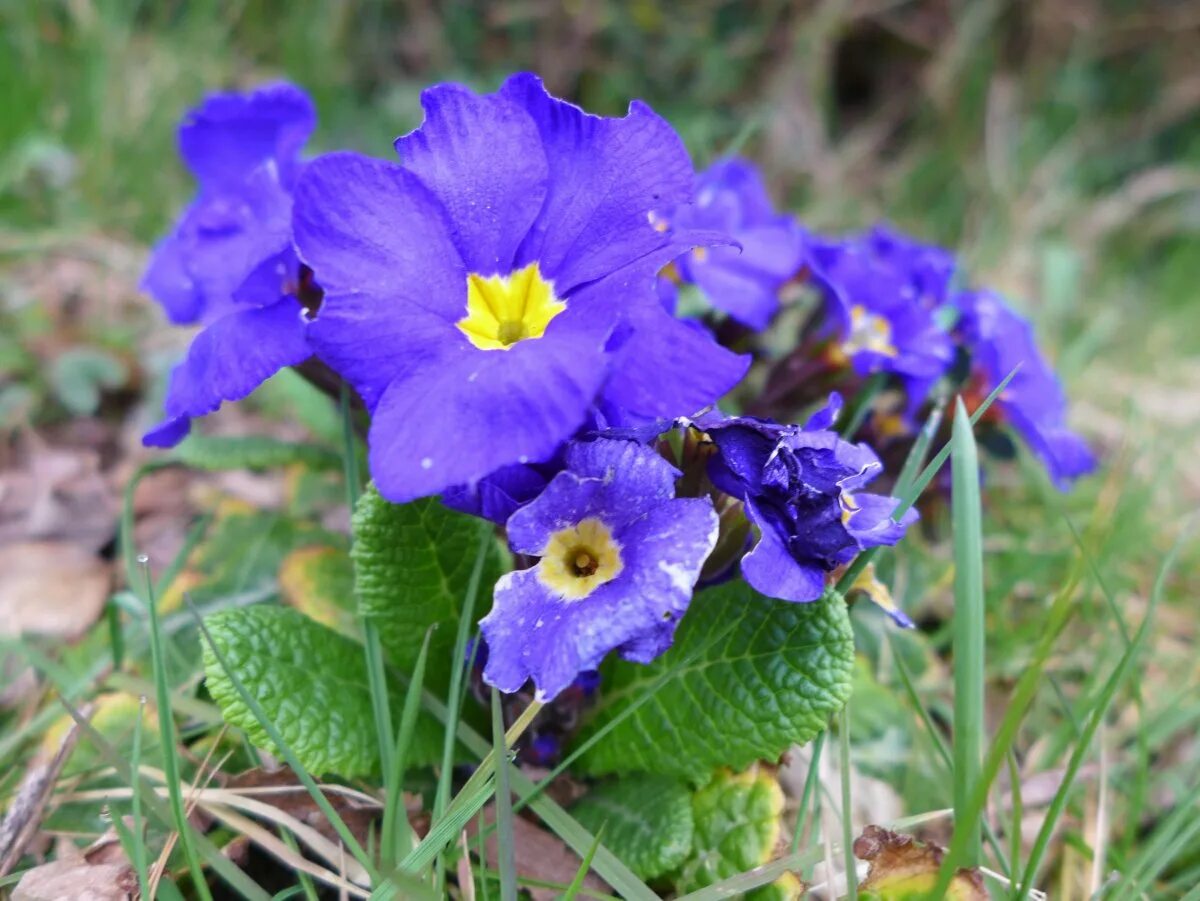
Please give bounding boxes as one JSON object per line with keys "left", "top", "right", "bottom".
{"left": 142, "top": 83, "right": 319, "bottom": 447}
{"left": 660, "top": 158, "right": 804, "bottom": 329}
{"left": 954, "top": 289, "right": 1096, "bottom": 489}
{"left": 805, "top": 225, "right": 955, "bottom": 406}
{"left": 698, "top": 398, "right": 916, "bottom": 604}
{"left": 294, "top": 73, "right": 748, "bottom": 503}
{"left": 479, "top": 438, "right": 718, "bottom": 700}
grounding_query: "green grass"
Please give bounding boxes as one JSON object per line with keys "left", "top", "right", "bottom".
{"left": 2, "top": 2, "right": 1198, "bottom": 898}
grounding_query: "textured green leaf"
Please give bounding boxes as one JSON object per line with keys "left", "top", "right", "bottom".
{"left": 175, "top": 433, "right": 341, "bottom": 472}
{"left": 351, "top": 485, "right": 501, "bottom": 671}
{"left": 202, "top": 605, "right": 381, "bottom": 776}
{"left": 571, "top": 581, "right": 855, "bottom": 780}
{"left": 675, "top": 768, "right": 787, "bottom": 894}
{"left": 570, "top": 775, "right": 694, "bottom": 880}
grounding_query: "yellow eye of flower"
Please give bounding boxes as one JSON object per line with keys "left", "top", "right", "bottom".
{"left": 536, "top": 517, "right": 624, "bottom": 601}
{"left": 456, "top": 262, "right": 566, "bottom": 351}
{"left": 843, "top": 304, "right": 899, "bottom": 358}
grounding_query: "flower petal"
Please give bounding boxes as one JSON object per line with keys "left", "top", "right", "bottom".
{"left": 365, "top": 313, "right": 611, "bottom": 503}
{"left": 501, "top": 72, "right": 697, "bottom": 293}
{"left": 394, "top": 84, "right": 549, "bottom": 275}
{"left": 144, "top": 298, "right": 310, "bottom": 446}
{"left": 179, "top": 83, "right": 315, "bottom": 190}
{"left": 294, "top": 151, "right": 467, "bottom": 320}
{"left": 740, "top": 499, "right": 827, "bottom": 603}
{"left": 600, "top": 295, "right": 749, "bottom": 420}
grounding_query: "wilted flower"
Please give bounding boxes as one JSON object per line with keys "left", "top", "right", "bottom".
{"left": 142, "top": 83, "right": 319, "bottom": 447}
{"left": 294, "top": 73, "right": 747, "bottom": 503}
{"left": 699, "top": 396, "right": 916, "bottom": 604}
{"left": 659, "top": 158, "right": 804, "bottom": 329}
{"left": 479, "top": 438, "right": 718, "bottom": 700}
{"left": 805, "top": 225, "right": 956, "bottom": 406}
{"left": 954, "top": 289, "right": 1096, "bottom": 489}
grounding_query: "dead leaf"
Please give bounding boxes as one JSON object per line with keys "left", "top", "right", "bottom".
{"left": 12, "top": 836, "right": 137, "bottom": 901}
{"left": 0, "top": 434, "right": 116, "bottom": 551}
{"left": 854, "top": 825, "right": 988, "bottom": 899}
{"left": 0, "top": 541, "right": 110, "bottom": 639}
{"left": 467, "top": 806, "right": 610, "bottom": 901}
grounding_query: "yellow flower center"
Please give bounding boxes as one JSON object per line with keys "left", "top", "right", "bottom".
{"left": 456, "top": 262, "right": 566, "bottom": 351}
{"left": 843, "top": 304, "right": 899, "bottom": 358}
{"left": 536, "top": 517, "right": 624, "bottom": 601}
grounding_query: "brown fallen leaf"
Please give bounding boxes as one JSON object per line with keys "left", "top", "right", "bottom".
{"left": 467, "top": 806, "right": 610, "bottom": 901}
{"left": 11, "top": 832, "right": 137, "bottom": 901}
{"left": 0, "top": 434, "right": 116, "bottom": 551}
{"left": 0, "top": 541, "right": 111, "bottom": 638}
{"left": 854, "top": 825, "right": 988, "bottom": 899}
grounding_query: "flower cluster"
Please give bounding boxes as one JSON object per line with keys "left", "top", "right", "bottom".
{"left": 143, "top": 76, "right": 1095, "bottom": 700}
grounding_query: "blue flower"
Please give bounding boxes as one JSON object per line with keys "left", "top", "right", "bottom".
{"left": 293, "top": 73, "right": 748, "bottom": 503}
{"left": 804, "top": 225, "right": 955, "bottom": 406}
{"left": 954, "top": 289, "right": 1096, "bottom": 489}
{"left": 142, "top": 83, "right": 318, "bottom": 447}
{"left": 659, "top": 158, "right": 804, "bottom": 329}
{"left": 698, "top": 398, "right": 916, "bottom": 604}
{"left": 479, "top": 438, "right": 718, "bottom": 700}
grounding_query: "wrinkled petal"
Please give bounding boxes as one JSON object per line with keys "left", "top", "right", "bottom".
{"left": 502, "top": 72, "right": 697, "bottom": 293}
{"left": 394, "top": 83, "right": 549, "bottom": 275}
{"left": 365, "top": 313, "right": 611, "bottom": 503}
{"left": 144, "top": 298, "right": 310, "bottom": 447}
{"left": 741, "top": 500, "right": 826, "bottom": 603}
{"left": 143, "top": 415, "right": 193, "bottom": 448}
{"left": 844, "top": 493, "right": 918, "bottom": 548}
{"left": 180, "top": 83, "right": 315, "bottom": 190}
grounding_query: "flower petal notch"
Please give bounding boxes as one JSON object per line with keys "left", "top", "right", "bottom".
{"left": 479, "top": 439, "right": 719, "bottom": 701}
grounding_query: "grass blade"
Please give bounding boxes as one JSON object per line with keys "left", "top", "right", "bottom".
{"left": 491, "top": 690, "right": 518, "bottom": 901}
{"left": 791, "top": 730, "right": 826, "bottom": 854}
{"left": 950, "top": 397, "right": 985, "bottom": 868}
{"left": 140, "top": 557, "right": 214, "bottom": 901}
{"left": 383, "top": 626, "right": 435, "bottom": 863}
{"left": 562, "top": 826, "right": 605, "bottom": 901}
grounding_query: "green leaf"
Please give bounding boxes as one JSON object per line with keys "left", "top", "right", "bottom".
{"left": 352, "top": 485, "right": 501, "bottom": 671}
{"left": 202, "top": 605, "right": 382, "bottom": 776}
{"left": 175, "top": 434, "right": 341, "bottom": 472}
{"left": 675, "top": 768, "right": 787, "bottom": 894}
{"left": 571, "top": 581, "right": 854, "bottom": 780}
{"left": 570, "top": 775, "right": 694, "bottom": 880}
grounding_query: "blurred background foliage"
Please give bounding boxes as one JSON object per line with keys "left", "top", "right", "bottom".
{"left": 1, "top": 1, "right": 1198, "bottom": 894}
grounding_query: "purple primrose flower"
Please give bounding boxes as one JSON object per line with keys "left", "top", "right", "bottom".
{"left": 293, "top": 73, "right": 748, "bottom": 503}
{"left": 479, "top": 438, "right": 718, "bottom": 700}
{"left": 142, "top": 83, "right": 319, "bottom": 447}
{"left": 699, "top": 396, "right": 916, "bottom": 605}
{"left": 805, "top": 225, "right": 956, "bottom": 406}
{"left": 659, "top": 157, "right": 804, "bottom": 329}
{"left": 954, "top": 289, "right": 1096, "bottom": 489}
